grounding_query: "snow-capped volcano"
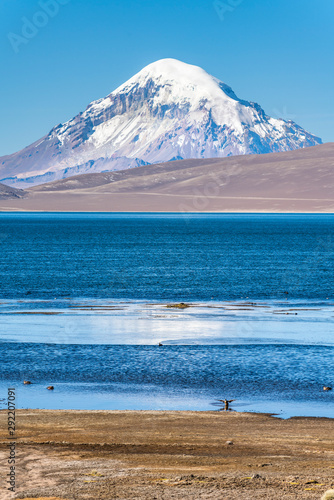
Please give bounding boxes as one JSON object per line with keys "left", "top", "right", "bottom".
{"left": 0, "top": 58, "right": 322, "bottom": 187}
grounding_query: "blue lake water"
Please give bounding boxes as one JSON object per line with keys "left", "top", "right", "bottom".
{"left": 1, "top": 212, "right": 334, "bottom": 301}
{"left": 0, "top": 213, "right": 333, "bottom": 417}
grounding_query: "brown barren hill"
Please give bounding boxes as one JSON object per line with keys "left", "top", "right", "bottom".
{"left": 0, "top": 182, "right": 27, "bottom": 200}
{"left": 0, "top": 143, "right": 334, "bottom": 212}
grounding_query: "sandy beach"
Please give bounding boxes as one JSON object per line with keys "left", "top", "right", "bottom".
{"left": 0, "top": 410, "right": 333, "bottom": 499}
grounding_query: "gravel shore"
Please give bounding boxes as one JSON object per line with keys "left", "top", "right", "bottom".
{"left": 1, "top": 410, "right": 333, "bottom": 499}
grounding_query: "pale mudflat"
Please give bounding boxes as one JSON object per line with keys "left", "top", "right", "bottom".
{"left": 1, "top": 410, "right": 333, "bottom": 499}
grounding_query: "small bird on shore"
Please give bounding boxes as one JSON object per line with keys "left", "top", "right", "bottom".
{"left": 219, "top": 399, "right": 235, "bottom": 411}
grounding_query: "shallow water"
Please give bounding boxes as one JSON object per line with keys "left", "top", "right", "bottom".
{"left": 0, "top": 298, "right": 334, "bottom": 346}
{"left": 0, "top": 298, "right": 333, "bottom": 418}
{"left": 0, "top": 341, "right": 333, "bottom": 418}
{"left": 0, "top": 214, "right": 333, "bottom": 417}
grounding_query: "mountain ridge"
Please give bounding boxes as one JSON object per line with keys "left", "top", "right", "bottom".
{"left": 0, "top": 58, "right": 322, "bottom": 188}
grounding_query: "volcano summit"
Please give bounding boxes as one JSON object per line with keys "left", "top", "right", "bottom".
{"left": 0, "top": 58, "right": 322, "bottom": 187}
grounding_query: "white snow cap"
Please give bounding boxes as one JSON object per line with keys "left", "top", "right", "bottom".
{"left": 0, "top": 57, "right": 322, "bottom": 188}
{"left": 121, "top": 58, "right": 220, "bottom": 85}
{"left": 114, "top": 58, "right": 239, "bottom": 102}
{"left": 111, "top": 58, "right": 249, "bottom": 132}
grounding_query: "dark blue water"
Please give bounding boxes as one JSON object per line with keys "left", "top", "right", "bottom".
{"left": 1, "top": 213, "right": 333, "bottom": 416}
{"left": 1, "top": 343, "right": 332, "bottom": 394}
{"left": 0, "top": 213, "right": 334, "bottom": 300}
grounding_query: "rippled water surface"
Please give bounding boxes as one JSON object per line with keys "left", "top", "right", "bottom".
{"left": 0, "top": 213, "right": 333, "bottom": 417}
{"left": 1, "top": 212, "right": 334, "bottom": 300}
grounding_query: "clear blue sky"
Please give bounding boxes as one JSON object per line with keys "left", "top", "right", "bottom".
{"left": 0, "top": 0, "right": 333, "bottom": 156}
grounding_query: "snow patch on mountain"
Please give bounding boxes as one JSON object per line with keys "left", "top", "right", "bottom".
{"left": 0, "top": 58, "right": 322, "bottom": 187}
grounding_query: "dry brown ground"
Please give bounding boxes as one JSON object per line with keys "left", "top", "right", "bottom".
{"left": 1, "top": 143, "right": 334, "bottom": 212}
{"left": 0, "top": 410, "right": 334, "bottom": 499}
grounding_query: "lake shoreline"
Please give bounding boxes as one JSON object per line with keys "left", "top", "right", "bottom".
{"left": 1, "top": 298, "right": 333, "bottom": 419}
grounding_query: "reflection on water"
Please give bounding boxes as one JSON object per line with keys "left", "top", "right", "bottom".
{"left": 0, "top": 298, "right": 334, "bottom": 345}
